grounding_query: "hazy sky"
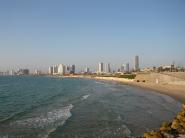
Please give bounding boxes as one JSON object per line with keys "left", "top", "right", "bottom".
{"left": 0, "top": 0, "right": 185, "bottom": 72}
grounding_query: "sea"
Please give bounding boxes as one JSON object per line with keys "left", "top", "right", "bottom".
{"left": 0, "top": 76, "right": 181, "bottom": 138}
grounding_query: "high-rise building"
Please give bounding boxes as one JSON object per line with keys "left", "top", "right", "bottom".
{"left": 10, "top": 70, "right": 15, "bottom": 76}
{"left": 135, "top": 55, "right": 139, "bottom": 71}
{"left": 85, "top": 67, "right": 90, "bottom": 73}
{"left": 98, "top": 62, "right": 104, "bottom": 73}
{"left": 53, "top": 65, "right": 58, "bottom": 75}
{"left": 126, "top": 63, "right": 129, "bottom": 73}
{"left": 17, "top": 69, "right": 29, "bottom": 75}
{"left": 35, "top": 70, "right": 42, "bottom": 75}
{"left": 58, "top": 64, "right": 66, "bottom": 75}
{"left": 120, "top": 64, "right": 125, "bottom": 73}
{"left": 71, "top": 65, "right": 75, "bottom": 74}
{"left": 105, "top": 63, "right": 111, "bottom": 73}
{"left": 49, "top": 66, "right": 53, "bottom": 75}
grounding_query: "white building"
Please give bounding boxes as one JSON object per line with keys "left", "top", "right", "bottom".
{"left": 85, "top": 67, "right": 90, "bottom": 73}
{"left": 120, "top": 64, "right": 125, "bottom": 73}
{"left": 10, "top": 70, "right": 15, "bottom": 76}
{"left": 98, "top": 62, "right": 104, "bottom": 73}
{"left": 35, "top": 70, "right": 42, "bottom": 75}
{"left": 58, "top": 64, "right": 66, "bottom": 75}
{"left": 53, "top": 65, "right": 58, "bottom": 75}
{"left": 49, "top": 66, "right": 53, "bottom": 75}
{"left": 105, "top": 63, "right": 111, "bottom": 74}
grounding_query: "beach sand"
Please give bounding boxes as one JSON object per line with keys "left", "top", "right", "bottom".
{"left": 93, "top": 75, "right": 185, "bottom": 103}
{"left": 64, "top": 73, "right": 185, "bottom": 103}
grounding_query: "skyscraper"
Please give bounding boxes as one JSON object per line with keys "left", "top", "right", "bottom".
{"left": 85, "top": 67, "right": 90, "bottom": 73}
{"left": 126, "top": 63, "right": 129, "bottom": 73}
{"left": 53, "top": 65, "right": 58, "bottom": 75}
{"left": 71, "top": 65, "right": 75, "bottom": 74}
{"left": 58, "top": 64, "right": 66, "bottom": 75}
{"left": 135, "top": 55, "right": 139, "bottom": 71}
{"left": 120, "top": 64, "right": 125, "bottom": 73}
{"left": 49, "top": 66, "right": 53, "bottom": 75}
{"left": 106, "top": 63, "right": 111, "bottom": 73}
{"left": 98, "top": 62, "right": 104, "bottom": 73}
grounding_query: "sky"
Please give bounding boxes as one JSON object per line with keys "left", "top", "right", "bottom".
{"left": 0, "top": 0, "right": 185, "bottom": 72}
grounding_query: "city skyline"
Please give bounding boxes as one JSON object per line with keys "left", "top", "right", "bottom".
{"left": 0, "top": 0, "right": 185, "bottom": 72}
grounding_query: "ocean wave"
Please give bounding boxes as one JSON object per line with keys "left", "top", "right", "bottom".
{"left": 81, "top": 95, "right": 90, "bottom": 100}
{"left": 9, "top": 104, "right": 73, "bottom": 138}
{"left": 94, "top": 81, "right": 106, "bottom": 85}
{"left": 13, "top": 104, "right": 73, "bottom": 128}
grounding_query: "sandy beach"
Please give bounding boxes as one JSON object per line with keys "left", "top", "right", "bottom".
{"left": 94, "top": 75, "right": 185, "bottom": 103}
{"left": 65, "top": 73, "right": 185, "bottom": 103}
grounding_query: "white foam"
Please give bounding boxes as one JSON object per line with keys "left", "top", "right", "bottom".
{"left": 13, "top": 104, "right": 73, "bottom": 129}
{"left": 81, "top": 95, "right": 90, "bottom": 100}
{"left": 94, "top": 81, "right": 106, "bottom": 85}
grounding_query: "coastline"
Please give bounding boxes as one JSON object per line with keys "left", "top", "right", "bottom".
{"left": 64, "top": 75, "right": 185, "bottom": 103}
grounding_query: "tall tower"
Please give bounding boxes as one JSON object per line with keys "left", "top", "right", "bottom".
{"left": 135, "top": 55, "right": 139, "bottom": 71}
{"left": 49, "top": 66, "right": 54, "bottom": 75}
{"left": 98, "top": 62, "right": 104, "bottom": 73}
{"left": 58, "top": 64, "right": 66, "bottom": 75}
{"left": 71, "top": 65, "right": 75, "bottom": 74}
{"left": 126, "top": 63, "right": 129, "bottom": 73}
{"left": 106, "top": 63, "right": 111, "bottom": 73}
{"left": 120, "top": 64, "right": 125, "bottom": 73}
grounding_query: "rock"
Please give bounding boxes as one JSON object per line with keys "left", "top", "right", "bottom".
{"left": 177, "top": 114, "right": 185, "bottom": 122}
{"left": 182, "top": 104, "right": 185, "bottom": 110}
{"left": 160, "top": 122, "right": 171, "bottom": 132}
{"left": 160, "top": 126, "right": 171, "bottom": 132}
{"left": 179, "top": 111, "right": 185, "bottom": 117}
{"left": 181, "top": 122, "right": 185, "bottom": 130}
{"left": 178, "top": 134, "right": 185, "bottom": 138}
{"left": 162, "top": 132, "right": 174, "bottom": 138}
{"left": 144, "top": 131, "right": 162, "bottom": 138}
{"left": 171, "top": 119, "right": 180, "bottom": 130}
{"left": 143, "top": 104, "right": 185, "bottom": 138}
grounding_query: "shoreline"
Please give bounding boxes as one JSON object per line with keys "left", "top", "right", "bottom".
{"left": 64, "top": 75, "right": 185, "bottom": 103}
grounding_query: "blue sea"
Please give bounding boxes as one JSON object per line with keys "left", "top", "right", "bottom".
{"left": 0, "top": 76, "right": 181, "bottom": 138}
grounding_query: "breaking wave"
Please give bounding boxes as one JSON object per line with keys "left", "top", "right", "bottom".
{"left": 81, "top": 95, "right": 90, "bottom": 100}
{"left": 10, "top": 104, "right": 73, "bottom": 138}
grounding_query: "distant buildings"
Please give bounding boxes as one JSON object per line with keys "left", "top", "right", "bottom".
{"left": 52, "top": 65, "right": 57, "bottom": 75}
{"left": 34, "top": 70, "right": 42, "bottom": 75}
{"left": 17, "top": 69, "right": 29, "bottom": 75}
{"left": 48, "top": 64, "right": 75, "bottom": 75}
{"left": 10, "top": 70, "right": 15, "bottom": 76}
{"left": 135, "top": 55, "right": 139, "bottom": 71}
{"left": 105, "top": 63, "right": 111, "bottom": 74}
{"left": 49, "top": 66, "right": 53, "bottom": 75}
{"left": 58, "top": 64, "right": 66, "bottom": 75}
{"left": 71, "top": 65, "right": 75, "bottom": 74}
{"left": 126, "top": 63, "right": 130, "bottom": 73}
{"left": 120, "top": 64, "right": 125, "bottom": 73}
{"left": 0, "top": 72, "right": 3, "bottom": 76}
{"left": 85, "top": 67, "right": 90, "bottom": 73}
{"left": 98, "top": 62, "right": 104, "bottom": 73}
{"left": 134, "top": 56, "right": 140, "bottom": 71}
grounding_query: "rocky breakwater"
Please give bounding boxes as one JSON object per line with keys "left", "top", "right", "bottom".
{"left": 143, "top": 104, "right": 185, "bottom": 138}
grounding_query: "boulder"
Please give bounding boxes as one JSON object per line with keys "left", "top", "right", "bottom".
{"left": 177, "top": 114, "right": 185, "bottom": 122}
{"left": 162, "top": 132, "right": 174, "bottom": 138}
{"left": 144, "top": 131, "right": 162, "bottom": 138}
{"left": 160, "top": 122, "right": 171, "bottom": 132}
{"left": 182, "top": 104, "right": 185, "bottom": 110}
{"left": 171, "top": 119, "right": 180, "bottom": 130}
